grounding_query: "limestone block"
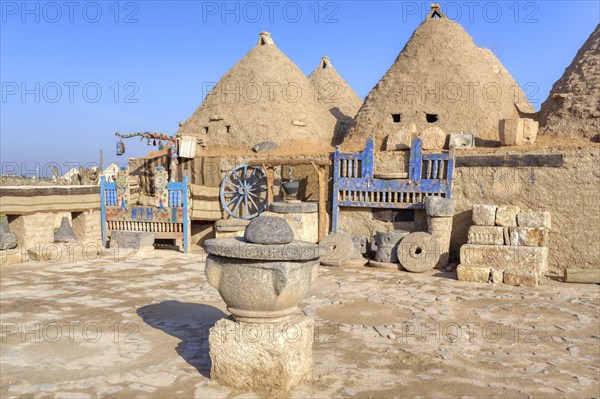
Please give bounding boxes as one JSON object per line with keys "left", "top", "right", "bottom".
{"left": 504, "top": 270, "right": 539, "bottom": 288}
{"left": 490, "top": 269, "right": 504, "bottom": 284}
{"left": 503, "top": 227, "right": 510, "bottom": 246}
{"left": 448, "top": 132, "right": 475, "bottom": 149}
{"left": 467, "top": 226, "right": 505, "bottom": 245}
{"left": 209, "top": 315, "right": 314, "bottom": 393}
{"left": 509, "top": 227, "right": 548, "bottom": 247}
{"left": 495, "top": 205, "right": 520, "bottom": 227}
{"left": 419, "top": 126, "right": 446, "bottom": 150}
{"left": 110, "top": 231, "right": 154, "bottom": 251}
{"left": 214, "top": 219, "right": 249, "bottom": 239}
{"left": 517, "top": 211, "right": 551, "bottom": 229}
{"left": 72, "top": 210, "right": 102, "bottom": 244}
{"left": 8, "top": 213, "right": 55, "bottom": 248}
{"left": 385, "top": 130, "right": 413, "bottom": 151}
{"left": 425, "top": 197, "right": 457, "bottom": 217}
{"left": 499, "top": 118, "right": 538, "bottom": 146}
{"left": 427, "top": 216, "right": 452, "bottom": 268}
{"left": 472, "top": 205, "right": 497, "bottom": 226}
{"left": 460, "top": 244, "right": 548, "bottom": 275}
{"left": 456, "top": 264, "right": 490, "bottom": 283}
{"left": 215, "top": 230, "right": 245, "bottom": 239}
{"left": 262, "top": 211, "right": 318, "bottom": 243}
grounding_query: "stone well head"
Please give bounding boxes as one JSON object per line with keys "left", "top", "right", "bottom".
{"left": 205, "top": 216, "right": 320, "bottom": 323}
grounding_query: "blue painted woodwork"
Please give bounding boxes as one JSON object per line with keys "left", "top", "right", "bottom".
{"left": 331, "top": 136, "right": 455, "bottom": 232}
{"left": 100, "top": 176, "right": 191, "bottom": 253}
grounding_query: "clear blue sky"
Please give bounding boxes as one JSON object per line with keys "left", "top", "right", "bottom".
{"left": 1, "top": 1, "right": 598, "bottom": 176}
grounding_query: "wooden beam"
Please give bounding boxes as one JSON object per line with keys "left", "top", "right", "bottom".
{"left": 0, "top": 185, "right": 99, "bottom": 197}
{"left": 249, "top": 158, "right": 330, "bottom": 167}
{"left": 261, "top": 163, "right": 274, "bottom": 206}
{"left": 456, "top": 154, "right": 564, "bottom": 168}
{"left": 564, "top": 268, "right": 600, "bottom": 284}
{"left": 311, "top": 162, "right": 327, "bottom": 241}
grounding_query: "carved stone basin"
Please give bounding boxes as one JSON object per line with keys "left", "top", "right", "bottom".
{"left": 204, "top": 216, "right": 320, "bottom": 323}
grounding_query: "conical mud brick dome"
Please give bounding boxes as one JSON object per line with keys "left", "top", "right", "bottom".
{"left": 538, "top": 24, "right": 600, "bottom": 140}
{"left": 308, "top": 56, "right": 363, "bottom": 144}
{"left": 177, "top": 32, "right": 338, "bottom": 148}
{"left": 343, "top": 5, "right": 534, "bottom": 150}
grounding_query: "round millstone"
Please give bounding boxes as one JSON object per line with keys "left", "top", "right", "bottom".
{"left": 244, "top": 216, "right": 294, "bottom": 245}
{"left": 398, "top": 232, "right": 440, "bottom": 273}
{"left": 319, "top": 231, "right": 354, "bottom": 266}
{"left": 204, "top": 238, "right": 319, "bottom": 261}
{"left": 269, "top": 201, "right": 318, "bottom": 214}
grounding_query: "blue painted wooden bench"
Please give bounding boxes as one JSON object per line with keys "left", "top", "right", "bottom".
{"left": 100, "top": 167, "right": 191, "bottom": 253}
{"left": 332, "top": 136, "right": 455, "bottom": 231}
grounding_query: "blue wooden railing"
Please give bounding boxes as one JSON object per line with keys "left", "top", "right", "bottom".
{"left": 331, "top": 136, "right": 455, "bottom": 231}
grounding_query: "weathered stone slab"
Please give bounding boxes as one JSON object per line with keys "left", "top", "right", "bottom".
{"left": 460, "top": 244, "right": 548, "bottom": 274}
{"left": 472, "top": 204, "right": 497, "bottom": 226}
{"left": 215, "top": 219, "right": 251, "bottom": 230}
{"left": 499, "top": 118, "right": 538, "bottom": 146}
{"left": 517, "top": 211, "right": 551, "bottom": 229}
{"left": 448, "top": 131, "right": 475, "bottom": 149}
{"left": 504, "top": 270, "right": 539, "bottom": 288}
{"left": 419, "top": 126, "right": 446, "bottom": 150}
{"left": 110, "top": 231, "right": 154, "bottom": 251}
{"left": 456, "top": 264, "right": 490, "bottom": 283}
{"left": 495, "top": 205, "right": 520, "bottom": 227}
{"left": 425, "top": 197, "right": 457, "bottom": 217}
{"left": 467, "top": 226, "right": 505, "bottom": 245}
{"left": 209, "top": 315, "right": 313, "bottom": 393}
{"left": 385, "top": 130, "right": 413, "bottom": 151}
{"left": 509, "top": 227, "right": 548, "bottom": 247}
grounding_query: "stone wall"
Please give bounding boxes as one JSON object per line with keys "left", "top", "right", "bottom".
{"left": 72, "top": 210, "right": 102, "bottom": 244}
{"left": 338, "top": 146, "right": 600, "bottom": 272}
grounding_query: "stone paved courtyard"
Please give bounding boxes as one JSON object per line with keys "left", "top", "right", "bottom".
{"left": 1, "top": 248, "right": 599, "bottom": 398}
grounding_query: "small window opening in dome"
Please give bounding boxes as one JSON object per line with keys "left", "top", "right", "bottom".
{"left": 226, "top": 125, "right": 231, "bottom": 133}
{"left": 204, "top": 127, "right": 209, "bottom": 134}
{"left": 426, "top": 114, "right": 438, "bottom": 123}
{"left": 322, "top": 61, "right": 328, "bottom": 69}
{"left": 260, "top": 38, "right": 266, "bottom": 45}
{"left": 392, "top": 114, "right": 401, "bottom": 123}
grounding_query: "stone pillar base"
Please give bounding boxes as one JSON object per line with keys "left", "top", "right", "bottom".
{"left": 209, "top": 315, "right": 314, "bottom": 393}
{"left": 427, "top": 216, "right": 452, "bottom": 269}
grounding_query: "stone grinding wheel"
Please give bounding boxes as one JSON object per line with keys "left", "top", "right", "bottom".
{"left": 319, "top": 231, "right": 354, "bottom": 266}
{"left": 398, "top": 232, "right": 440, "bottom": 273}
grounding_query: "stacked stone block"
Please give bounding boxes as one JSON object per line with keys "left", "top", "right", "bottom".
{"left": 425, "top": 197, "right": 457, "bottom": 269}
{"left": 457, "top": 204, "right": 550, "bottom": 287}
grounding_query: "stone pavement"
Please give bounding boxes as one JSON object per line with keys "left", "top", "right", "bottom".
{"left": 1, "top": 248, "right": 599, "bottom": 398}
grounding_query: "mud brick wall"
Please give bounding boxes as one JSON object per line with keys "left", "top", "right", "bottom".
{"left": 338, "top": 146, "right": 600, "bottom": 272}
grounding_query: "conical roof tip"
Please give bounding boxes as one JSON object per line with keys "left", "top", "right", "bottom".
{"left": 319, "top": 56, "right": 333, "bottom": 69}
{"left": 257, "top": 31, "right": 275, "bottom": 46}
{"left": 427, "top": 3, "right": 446, "bottom": 19}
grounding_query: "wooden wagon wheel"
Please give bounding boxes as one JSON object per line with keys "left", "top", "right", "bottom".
{"left": 220, "top": 164, "right": 268, "bottom": 220}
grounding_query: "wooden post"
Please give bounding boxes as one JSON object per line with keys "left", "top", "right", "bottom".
{"left": 564, "top": 268, "right": 600, "bottom": 284}
{"left": 312, "top": 162, "right": 327, "bottom": 241}
{"left": 262, "top": 163, "right": 274, "bottom": 206}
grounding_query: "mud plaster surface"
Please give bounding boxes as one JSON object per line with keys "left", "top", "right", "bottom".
{"left": 1, "top": 249, "right": 599, "bottom": 398}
